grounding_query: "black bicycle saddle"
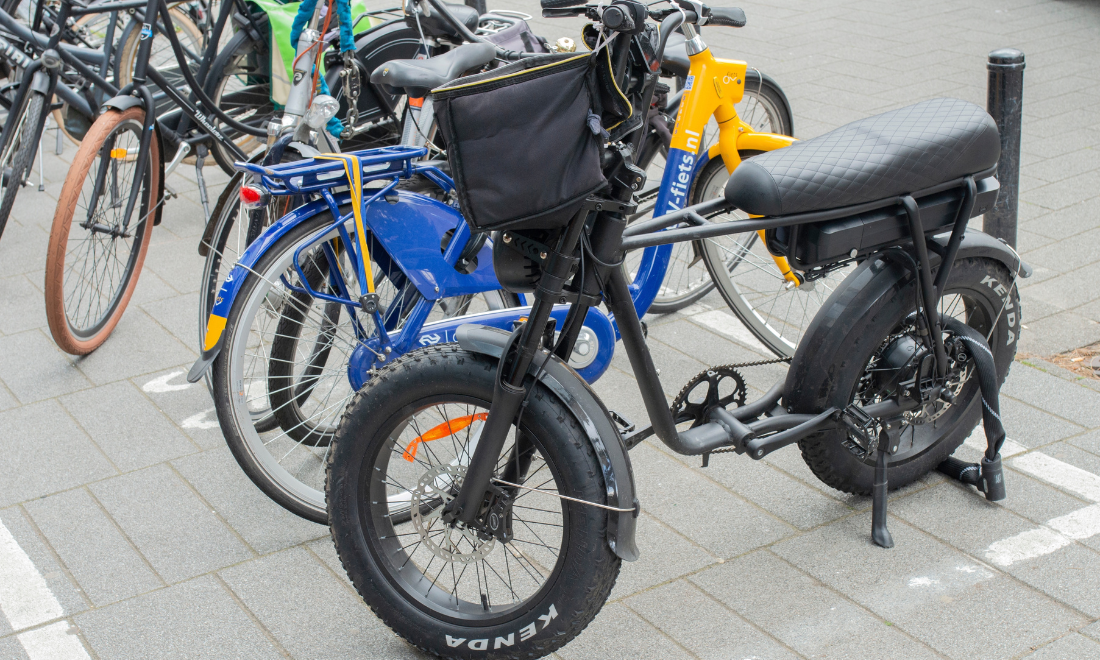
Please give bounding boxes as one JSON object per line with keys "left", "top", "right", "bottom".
{"left": 725, "top": 97, "right": 1000, "bottom": 216}
{"left": 372, "top": 43, "right": 497, "bottom": 99}
{"left": 411, "top": 2, "right": 479, "bottom": 39}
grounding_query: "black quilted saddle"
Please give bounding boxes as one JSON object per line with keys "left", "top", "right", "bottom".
{"left": 724, "top": 98, "right": 1000, "bottom": 217}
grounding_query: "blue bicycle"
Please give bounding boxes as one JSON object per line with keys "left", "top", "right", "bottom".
{"left": 188, "top": 37, "right": 796, "bottom": 523}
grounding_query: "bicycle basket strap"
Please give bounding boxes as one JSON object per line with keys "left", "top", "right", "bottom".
{"left": 314, "top": 153, "right": 377, "bottom": 295}
{"left": 432, "top": 52, "right": 607, "bottom": 232}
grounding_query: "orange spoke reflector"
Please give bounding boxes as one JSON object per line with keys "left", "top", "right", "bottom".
{"left": 110, "top": 148, "right": 128, "bottom": 159}
{"left": 403, "top": 413, "right": 488, "bottom": 462}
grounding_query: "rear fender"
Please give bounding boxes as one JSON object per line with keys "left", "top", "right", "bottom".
{"left": 456, "top": 324, "right": 640, "bottom": 562}
{"left": 187, "top": 196, "right": 336, "bottom": 382}
{"left": 785, "top": 229, "right": 1031, "bottom": 400}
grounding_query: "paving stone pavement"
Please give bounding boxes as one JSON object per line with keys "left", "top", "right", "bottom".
{"left": 1, "top": 0, "right": 1099, "bottom": 657}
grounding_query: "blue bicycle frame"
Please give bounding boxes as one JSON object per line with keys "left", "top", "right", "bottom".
{"left": 190, "top": 143, "right": 693, "bottom": 387}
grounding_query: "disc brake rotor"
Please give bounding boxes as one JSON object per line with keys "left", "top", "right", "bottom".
{"left": 410, "top": 464, "right": 495, "bottom": 564}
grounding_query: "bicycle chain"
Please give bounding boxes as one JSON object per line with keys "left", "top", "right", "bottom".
{"left": 669, "top": 356, "right": 791, "bottom": 456}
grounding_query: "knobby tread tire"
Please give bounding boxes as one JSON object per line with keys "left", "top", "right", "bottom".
{"left": 788, "top": 256, "right": 1019, "bottom": 495}
{"left": 327, "top": 344, "right": 620, "bottom": 660}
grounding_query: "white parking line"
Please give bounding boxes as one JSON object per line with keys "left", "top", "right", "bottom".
{"left": 181, "top": 407, "right": 219, "bottom": 430}
{"left": 980, "top": 449, "right": 1100, "bottom": 567}
{"left": 0, "top": 521, "right": 63, "bottom": 631}
{"left": 17, "top": 621, "right": 90, "bottom": 660}
{"left": 1011, "top": 452, "right": 1100, "bottom": 502}
{"left": 142, "top": 370, "right": 192, "bottom": 393}
{"left": 985, "top": 504, "right": 1100, "bottom": 567}
{"left": 0, "top": 522, "right": 92, "bottom": 659}
{"left": 691, "top": 309, "right": 771, "bottom": 353}
{"left": 986, "top": 527, "right": 1072, "bottom": 567}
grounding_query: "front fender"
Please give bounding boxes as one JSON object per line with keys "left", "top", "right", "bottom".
{"left": 456, "top": 324, "right": 640, "bottom": 562}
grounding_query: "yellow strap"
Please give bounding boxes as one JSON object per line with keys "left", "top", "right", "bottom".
{"left": 755, "top": 229, "right": 799, "bottom": 285}
{"left": 316, "top": 154, "right": 376, "bottom": 295}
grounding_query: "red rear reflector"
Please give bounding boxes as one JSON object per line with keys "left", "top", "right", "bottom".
{"left": 239, "top": 185, "right": 266, "bottom": 208}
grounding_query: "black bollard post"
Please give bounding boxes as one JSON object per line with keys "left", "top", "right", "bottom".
{"left": 465, "top": 0, "right": 487, "bottom": 14}
{"left": 984, "top": 48, "right": 1025, "bottom": 249}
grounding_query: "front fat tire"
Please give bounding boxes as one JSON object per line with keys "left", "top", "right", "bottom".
{"left": 787, "top": 255, "right": 1020, "bottom": 495}
{"left": 327, "top": 345, "right": 620, "bottom": 660}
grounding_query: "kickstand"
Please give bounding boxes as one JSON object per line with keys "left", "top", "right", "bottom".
{"left": 194, "top": 144, "right": 211, "bottom": 222}
{"left": 871, "top": 429, "right": 900, "bottom": 548}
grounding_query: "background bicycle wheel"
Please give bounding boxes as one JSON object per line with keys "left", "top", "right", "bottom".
{"left": 208, "top": 204, "right": 519, "bottom": 522}
{"left": 623, "top": 69, "right": 794, "bottom": 315}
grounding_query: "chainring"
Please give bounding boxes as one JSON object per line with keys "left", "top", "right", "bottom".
{"left": 670, "top": 365, "right": 748, "bottom": 427}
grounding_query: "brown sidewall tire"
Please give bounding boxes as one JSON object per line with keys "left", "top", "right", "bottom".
{"left": 44, "top": 107, "right": 159, "bottom": 355}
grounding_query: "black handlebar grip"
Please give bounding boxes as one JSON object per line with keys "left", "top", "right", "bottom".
{"left": 706, "top": 7, "right": 746, "bottom": 27}
{"left": 540, "top": 0, "right": 586, "bottom": 8}
{"left": 602, "top": 5, "right": 635, "bottom": 32}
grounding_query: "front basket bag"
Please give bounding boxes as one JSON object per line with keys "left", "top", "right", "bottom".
{"left": 432, "top": 52, "right": 607, "bottom": 232}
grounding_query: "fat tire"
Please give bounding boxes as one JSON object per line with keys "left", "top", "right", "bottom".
{"left": 327, "top": 345, "right": 620, "bottom": 659}
{"left": 787, "top": 255, "right": 1019, "bottom": 494}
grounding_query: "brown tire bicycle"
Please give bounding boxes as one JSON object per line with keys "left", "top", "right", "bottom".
{"left": 42, "top": 0, "right": 271, "bottom": 354}
{"left": 45, "top": 105, "right": 159, "bottom": 354}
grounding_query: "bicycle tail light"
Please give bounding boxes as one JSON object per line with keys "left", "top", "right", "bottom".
{"left": 239, "top": 184, "right": 270, "bottom": 210}
{"left": 304, "top": 95, "right": 340, "bottom": 130}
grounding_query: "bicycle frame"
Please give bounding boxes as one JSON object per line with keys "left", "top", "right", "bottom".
{"left": 633, "top": 23, "right": 799, "bottom": 310}
{"left": 0, "top": 0, "right": 129, "bottom": 142}
{"left": 97, "top": 0, "right": 270, "bottom": 235}
{"left": 189, "top": 17, "right": 797, "bottom": 388}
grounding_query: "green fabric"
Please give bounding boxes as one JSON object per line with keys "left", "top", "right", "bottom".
{"left": 249, "top": 0, "right": 375, "bottom": 106}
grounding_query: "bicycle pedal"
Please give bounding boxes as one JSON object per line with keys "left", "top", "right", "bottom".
{"left": 609, "top": 410, "right": 635, "bottom": 434}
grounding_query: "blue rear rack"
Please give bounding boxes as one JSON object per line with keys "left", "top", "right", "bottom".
{"left": 233, "top": 145, "right": 454, "bottom": 195}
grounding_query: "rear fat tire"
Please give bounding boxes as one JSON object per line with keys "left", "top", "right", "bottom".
{"left": 327, "top": 345, "right": 620, "bottom": 660}
{"left": 787, "top": 256, "right": 1019, "bottom": 495}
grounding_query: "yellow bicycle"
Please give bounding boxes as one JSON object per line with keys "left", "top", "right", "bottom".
{"left": 638, "top": 22, "right": 855, "bottom": 355}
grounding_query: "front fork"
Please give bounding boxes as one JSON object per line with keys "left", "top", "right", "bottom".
{"left": 443, "top": 208, "right": 597, "bottom": 526}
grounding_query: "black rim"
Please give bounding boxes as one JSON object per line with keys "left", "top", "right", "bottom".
{"left": 847, "top": 282, "right": 997, "bottom": 466}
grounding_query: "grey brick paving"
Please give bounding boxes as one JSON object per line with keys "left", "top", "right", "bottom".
{"left": 23, "top": 488, "right": 164, "bottom": 607}
{"left": 0, "top": 0, "right": 1099, "bottom": 657}
{"left": 74, "top": 575, "right": 285, "bottom": 659}
{"left": 88, "top": 464, "right": 254, "bottom": 583}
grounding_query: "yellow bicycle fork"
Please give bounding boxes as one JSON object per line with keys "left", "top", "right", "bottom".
{"left": 669, "top": 38, "right": 801, "bottom": 286}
